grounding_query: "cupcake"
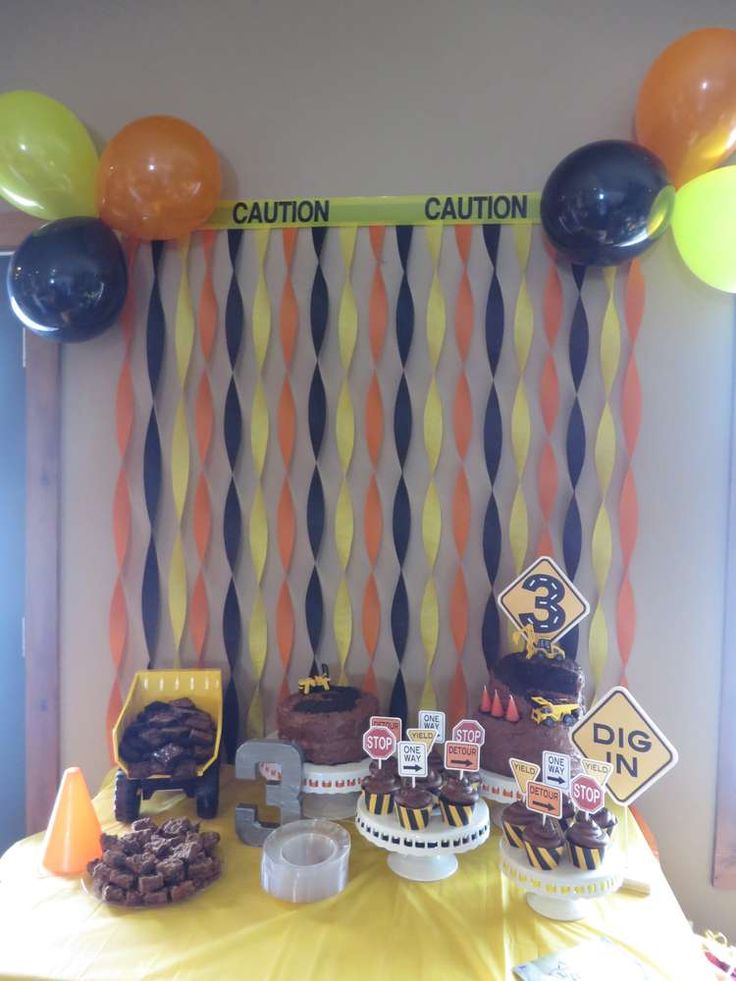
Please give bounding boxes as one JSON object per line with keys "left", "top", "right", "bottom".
{"left": 559, "top": 795, "right": 576, "bottom": 833}
{"left": 501, "top": 800, "right": 540, "bottom": 849}
{"left": 592, "top": 806, "right": 618, "bottom": 840}
{"left": 522, "top": 820, "right": 566, "bottom": 871}
{"left": 412, "top": 767, "right": 444, "bottom": 797}
{"left": 369, "top": 756, "right": 398, "bottom": 777}
{"left": 439, "top": 776, "right": 479, "bottom": 827}
{"left": 567, "top": 812, "right": 609, "bottom": 870}
{"left": 361, "top": 769, "right": 400, "bottom": 816}
{"left": 394, "top": 786, "right": 435, "bottom": 831}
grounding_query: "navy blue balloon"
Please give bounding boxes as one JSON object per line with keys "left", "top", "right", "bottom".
{"left": 541, "top": 140, "right": 674, "bottom": 267}
{"left": 7, "top": 217, "right": 127, "bottom": 342}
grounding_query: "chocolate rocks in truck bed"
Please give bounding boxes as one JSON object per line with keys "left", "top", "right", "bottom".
{"left": 118, "top": 697, "right": 217, "bottom": 777}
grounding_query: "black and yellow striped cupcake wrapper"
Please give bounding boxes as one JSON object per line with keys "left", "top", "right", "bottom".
{"left": 502, "top": 820, "right": 526, "bottom": 849}
{"left": 396, "top": 804, "right": 432, "bottom": 831}
{"left": 569, "top": 842, "right": 606, "bottom": 870}
{"left": 523, "top": 841, "right": 565, "bottom": 871}
{"left": 362, "top": 790, "right": 394, "bottom": 816}
{"left": 439, "top": 799, "right": 474, "bottom": 828}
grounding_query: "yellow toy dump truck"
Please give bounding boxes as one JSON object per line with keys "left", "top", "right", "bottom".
{"left": 514, "top": 624, "right": 565, "bottom": 662}
{"left": 530, "top": 694, "right": 581, "bottom": 727}
{"left": 112, "top": 670, "right": 223, "bottom": 823}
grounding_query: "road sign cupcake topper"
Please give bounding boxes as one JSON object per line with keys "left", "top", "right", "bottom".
{"left": 527, "top": 780, "right": 563, "bottom": 820}
{"left": 398, "top": 741, "right": 428, "bottom": 787}
{"left": 509, "top": 758, "right": 540, "bottom": 798}
{"left": 418, "top": 710, "right": 445, "bottom": 743}
{"left": 571, "top": 686, "right": 677, "bottom": 806}
{"left": 406, "top": 728, "right": 437, "bottom": 751}
{"left": 363, "top": 725, "right": 396, "bottom": 767}
{"left": 370, "top": 716, "right": 402, "bottom": 744}
{"left": 498, "top": 555, "right": 590, "bottom": 644}
{"left": 444, "top": 740, "right": 480, "bottom": 775}
{"left": 451, "top": 719, "right": 486, "bottom": 746}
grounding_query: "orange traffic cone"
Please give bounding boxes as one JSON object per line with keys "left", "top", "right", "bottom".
{"left": 41, "top": 767, "right": 102, "bottom": 875}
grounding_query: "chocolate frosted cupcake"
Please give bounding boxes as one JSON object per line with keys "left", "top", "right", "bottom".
{"left": 567, "top": 812, "right": 608, "bottom": 870}
{"left": 394, "top": 786, "right": 435, "bottom": 831}
{"left": 522, "top": 820, "right": 566, "bottom": 871}
{"left": 501, "top": 800, "right": 540, "bottom": 849}
{"left": 412, "top": 767, "right": 444, "bottom": 798}
{"left": 558, "top": 795, "right": 576, "bottom": 833}
{"left": 592, "top": 806, "right": 618, "bottom": 840}
{"left": 361, "top": 769, "right": 400, "bottom": 816}
{"left": 439, "top": 776, "right": 479, "bottom": 827}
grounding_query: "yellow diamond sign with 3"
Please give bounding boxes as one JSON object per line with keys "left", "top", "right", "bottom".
{"left": 498, "top": 555, "right": 590, "bottom": 643}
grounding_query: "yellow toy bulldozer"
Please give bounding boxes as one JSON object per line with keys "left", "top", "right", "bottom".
{"left": 514, "top": 624, "right": 565, "bottom": 662}
{"left": 530, "top": 695, "right": 581, "bottom": 727}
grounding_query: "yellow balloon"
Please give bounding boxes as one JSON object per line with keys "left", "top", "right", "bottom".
{"left": 672, "top": 166, "right": 736, "bottom": 292}
{"left": 0, "top": 90, "right": 98, "bottom": 220}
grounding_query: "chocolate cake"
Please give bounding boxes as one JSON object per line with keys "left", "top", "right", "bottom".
{"left": 475, "top": 650, "right": 585, "bottom": 777}
{"left": 276, "top": 685, "right": 379, "bottom": 765}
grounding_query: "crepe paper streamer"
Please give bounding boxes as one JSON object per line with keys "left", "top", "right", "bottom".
{"left": 107, "top": 238, "right": 138, "bottom": 762}
{"left": 390, "top": 225, "right": 414, "bottom": 724}
{"left": 247, "top": 229, "right": 271, "bottom": 739}
{"left": 362, "top": 226, "right": 387, "bottom": 696}
{"left": 306, "top": 228, "right": 328, "bottom": 676}
{"left": 589, "top": 268, "right": 621, "bottom": 698}
{"left": 509, "top": 226, "right": 533, "bottom": 579}
{"left": 481, "top": 225, "right": 505, "bottom": 671}
{"left": 448, "top": 225, "right": 473, "bottom": 726}
{"left": 168, "top": 236, "right": 194, "bottom": 669}
{"left": 205, "top": 192, "right": 541, "bottom": 230}
{"left": 419, "top": 225, "right": 446, "bottom": 711}
{"left": 561, "top": 265, "right": 589, "bottom": 661}
{"left": 142, "top": 240, "right": 165, "bottom": 668}
{"left": 190, "top": 230, "right": 218, "bottom": 665}
{"left": 618, "top": 260, "right": 645, "bottom": 687}
{"left": 277, "top": 229, "right": 298, "bottom": 701}
{"left": 537, "top": 245, "right": 562, "bottom": 557}
{"left": 332, "top": 228, "right": 358, "bottom": 685}
{"left": 222, "top": 229, "right": 244, "bottom": 762}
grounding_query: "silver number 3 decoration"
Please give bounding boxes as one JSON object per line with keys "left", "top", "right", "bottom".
{"left": 235, "top": 739, "right": 304, "bottom": 846}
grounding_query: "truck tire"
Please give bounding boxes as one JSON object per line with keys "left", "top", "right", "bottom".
{"left": 114, "top": 769, "right": 141, "bottom": 823}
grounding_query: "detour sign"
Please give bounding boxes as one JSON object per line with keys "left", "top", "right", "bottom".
{"left": 571, "top": 686, "right": 677, "bottom": 806}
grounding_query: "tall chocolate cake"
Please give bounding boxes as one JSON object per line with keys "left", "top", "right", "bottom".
{"left": 277, "top": 685, "right": 379, "bottom": 765}
{"left": 475, "top": 648, "right": 585, "bottom": 776}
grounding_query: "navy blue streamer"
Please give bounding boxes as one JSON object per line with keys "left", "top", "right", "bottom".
{"left": 561, "top": 264, "right": 588, "bottom": 659}
{"left": 306, "top": 228, "right": 328, "bottom": 675}
{"left": 222, "top": 230, "right": 244, "bottom": 761}
{"left": 141, "top": 241, "right": 165, "bottom": 667}
{"left": 389, "top": 225, "right": 414, "bottom": 724}
{"left": 481, "top": 226, "right": 505, "bottom": 671}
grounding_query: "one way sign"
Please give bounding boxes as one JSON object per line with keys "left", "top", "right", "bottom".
{"left": 398, "top": 741, "right": 428, "bottom": 779}
{"left": 542, "top": 751, "right": 570, "bottom": 793}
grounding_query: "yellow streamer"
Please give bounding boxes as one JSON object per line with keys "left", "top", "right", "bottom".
{"left": 247, "top": 229, "right": 271, "bottom": 737}
{"left": 169, "top": 237, "right": 194, "bottom": 666}
{"left": 589, "top": 268, "right": 621, "bottom": 697}
{"left": 420, "top": 226, "right": 445, "bottom": 708}
{"left": 509, "top": 226, "right": 533, "bottom": 586}
{"left": 334, "top": 227, "right": 357, "bottom": 683}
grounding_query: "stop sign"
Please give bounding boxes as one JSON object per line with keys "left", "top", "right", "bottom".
{"left": 363, "top": 725, "right": 396, "bottom": 760}
{"left": 451, "top": 719, "right": 486, "bottom": 746}
{"left": 570, "top": 774, "right": 604, "bottom": 813}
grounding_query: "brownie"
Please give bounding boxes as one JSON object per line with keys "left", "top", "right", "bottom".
{"left": 148, "top": 837, "right": 171, "bottom": 858}
{"left": 131, "top": 818, "right": 157, "bottom": 832}
{"left": 143, "top": 890, "right": 168, "bottom": 906}
{"left": 172, "top": 840, "right": 203, "bottom": 863}
{"left": 119, "top": 698, "right": 217, "bottom": 785}
{"left": 124, "top": 891, "right": 144, "bottom": 907}
{"left": 200, "top": 831, "right": 220, "bottom": 856}
{"left": 187, "top": 857, "right": 215, "bottom": 881}
{"left": 169, "top": 698, "right": 196, "bottom": 710}
{"left": 183, "top": 712, "right": 214, "bottom": 732}
{"left": 102, "top": 885, "right": 125, "bottom": 903}
{"left": 108, "top": 869, "right": 135, "bottom": 890}
{"left": 188, "top": 729, "right": 214, "bottom": 747}
{"left": 102, "top": 850, "right": 128, "bottom": 870}
{"left": 193, "top": 746, "right": 212, "bottom": 762}
{"left": 137, "top": 730, "right": 168, "bottom": 750}
{"left": 125, "top": 853, "right": 157, "bottom": 876}
{"left": 127, "top": 762, "right": 152, "bottom": 779}
{"left": 159, "top": 726, "right": 189, "bottom": 742}
{"left": 161, "top": 817, "right": 195, "bottom": 838}
{"left": 120, "top": 830, "right": 150, "bottom": 854}
{"left": 139, "top": 873, "right": 164, "bottom": 894}
{"left": 158, "top": 858, "right": 185, "bottom": 885}
{"left": 100, "top": 833, "right": 122, "bottom": 851}
{"left": 170, "top": 881, "right": 196, "bottom": 902}
{"left": 152, "top": 743, "right": 187, "bottom": 772}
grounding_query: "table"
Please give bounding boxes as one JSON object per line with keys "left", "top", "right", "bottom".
{"left": 0, "top": 766, "right": 709, "bottom": 980}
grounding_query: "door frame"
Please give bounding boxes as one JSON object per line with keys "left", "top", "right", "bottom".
{"left": 0, "top": 212, "right": 60, "bottom": 834}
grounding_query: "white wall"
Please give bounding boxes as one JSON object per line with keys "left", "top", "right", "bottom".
{"left": 3, "top": 0, "right": 736, "bottom": 933}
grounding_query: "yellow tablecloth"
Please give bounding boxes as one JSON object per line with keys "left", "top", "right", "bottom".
{"left": 0, "top": 767, "right": 708, "bottom": 980}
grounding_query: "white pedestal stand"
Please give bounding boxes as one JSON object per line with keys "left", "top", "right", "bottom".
{"left": 499, "top": 838, "right": 623, "bottom": 921}
{"left": 260, "top": 757, "right": 371, "bottom": 819}
{"left": 355, "top": 798, "right": 490, "bottom": 882}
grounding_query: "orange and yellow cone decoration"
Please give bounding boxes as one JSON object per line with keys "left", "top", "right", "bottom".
{"left": 41, "top": 767, "right": 102, "bottom": 875}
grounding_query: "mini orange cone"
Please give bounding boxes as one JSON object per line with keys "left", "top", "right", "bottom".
{"left": 41, "top": 767, "right": 102, "bottom": 875}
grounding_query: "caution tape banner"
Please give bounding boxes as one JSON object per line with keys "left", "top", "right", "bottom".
{"left": 205, "top": 192, "right": 540, "bottom": 229}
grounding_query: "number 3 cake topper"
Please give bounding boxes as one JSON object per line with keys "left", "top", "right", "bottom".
{"left": 497, "top": 556, "right": 590, "bottom": 644}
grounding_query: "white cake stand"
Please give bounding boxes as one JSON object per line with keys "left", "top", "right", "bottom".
{"left": 499, "top": 838, "right": 623, "bottom": 921}
{"left": 477, "top": 769, "right": 523, "bottom": 829}
{"left": 355, "top": 797, "right": 490, "bottom": 882}
{"left": 260, "top": 757, "right": 371, "bottom": 819}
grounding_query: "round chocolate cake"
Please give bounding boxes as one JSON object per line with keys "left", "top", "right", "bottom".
{"left": 277, "top": 685, "right": 379, "bottom": 765}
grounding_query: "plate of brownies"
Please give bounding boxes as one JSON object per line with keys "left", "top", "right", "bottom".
{"left": 84, "top": 816, "right": 222, "bottom": 908}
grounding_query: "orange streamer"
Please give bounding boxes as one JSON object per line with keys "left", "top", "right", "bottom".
{"left": 107, "top": 238, "right": 138, "bottom": 761}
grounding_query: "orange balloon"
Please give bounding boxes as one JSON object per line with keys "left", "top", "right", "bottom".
{"left": 635, "top": 29, "right": 736, "bottom": 187}
{"left": 97, "top": 116, "right": 221, "bottom": 240}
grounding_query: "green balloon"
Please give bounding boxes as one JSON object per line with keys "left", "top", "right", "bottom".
{"left": 672, "top": 166, "right": 736, "bottom": 292}
{"left": 0, "top": 90, "right": 98, "bottom": 220}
